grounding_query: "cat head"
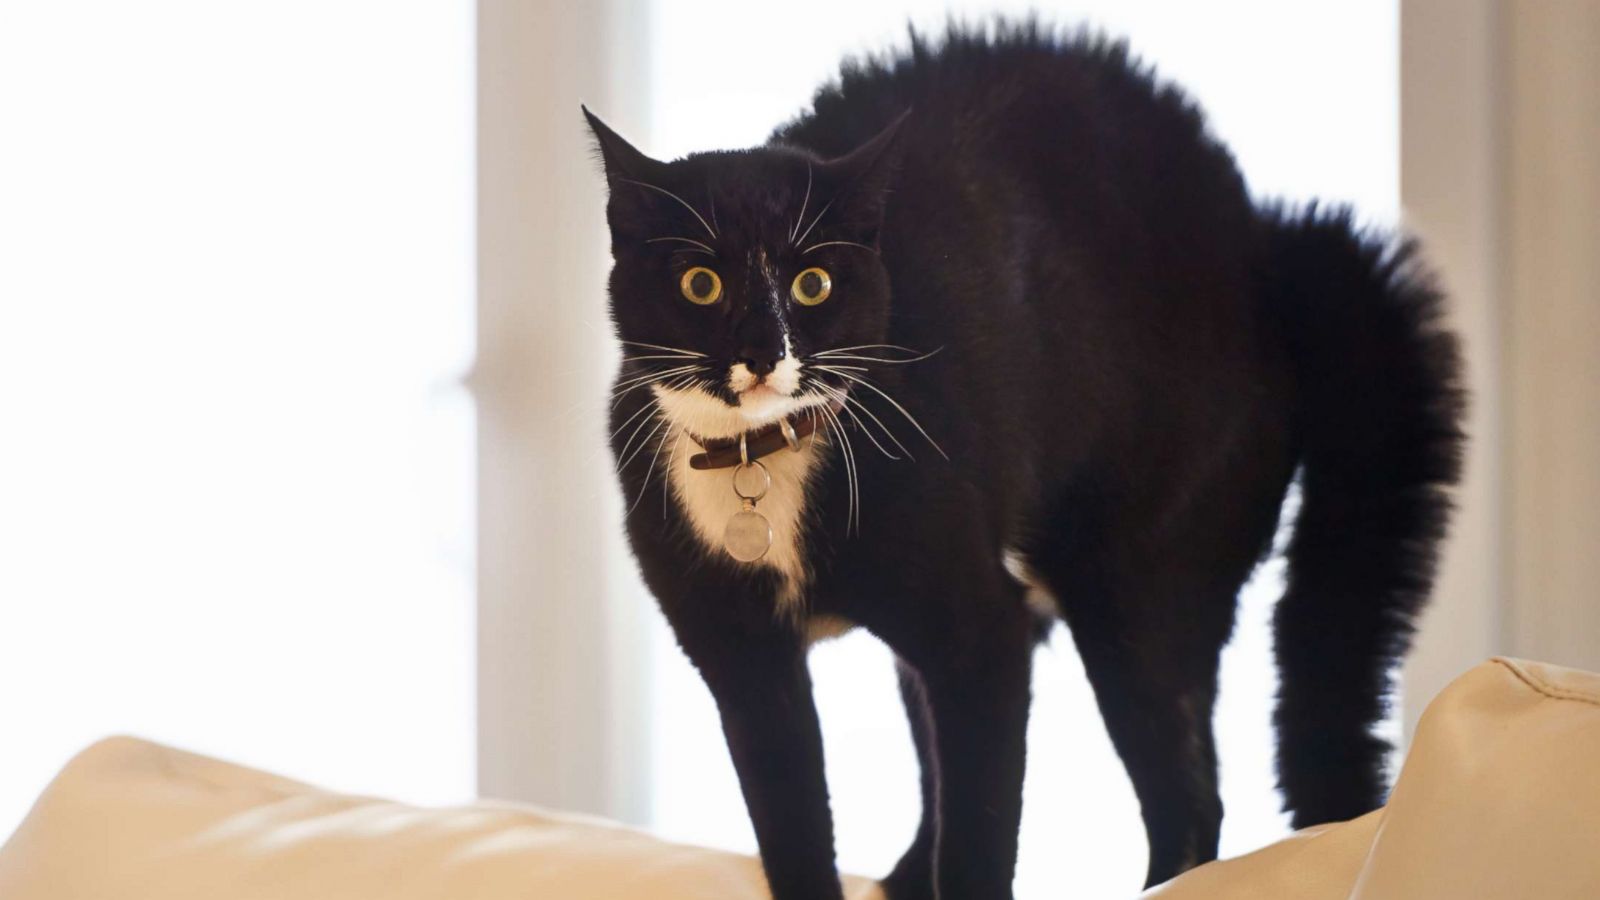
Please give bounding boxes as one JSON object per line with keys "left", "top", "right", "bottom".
{"left": 585, "top": 107, "right": 906, "bottom": 439}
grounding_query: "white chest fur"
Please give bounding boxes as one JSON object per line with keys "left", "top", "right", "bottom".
{"left": 653, "top": 385, "right": 826, "bottom": 612}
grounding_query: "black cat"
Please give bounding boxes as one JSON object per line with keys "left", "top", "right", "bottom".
{"left": 586, "top": 23, "right": 1463, "bottom": 900}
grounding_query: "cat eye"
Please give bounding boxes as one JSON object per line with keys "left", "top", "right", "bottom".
{"left": 679, "top": 266, "right": 722, "bottom": 305}
{"left": 791, "top": 267, "right": 832, "bottom": 306}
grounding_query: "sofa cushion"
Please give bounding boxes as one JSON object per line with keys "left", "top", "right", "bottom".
{"left": 1145, "top": 658, "right": 1600, "bottom": 899}
{"left": 0, "top": 736, "right": 884, "bottom": 899}
{"left": 4, "top": 657, "right": 1596, "bottom": 899}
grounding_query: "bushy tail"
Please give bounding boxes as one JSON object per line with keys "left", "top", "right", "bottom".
{"left": 1260, "top": 206, "right": 1466, "bottom": 828}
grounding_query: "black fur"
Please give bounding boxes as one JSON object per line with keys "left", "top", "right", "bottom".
{"left": 1260, "top": 206, "right": 1466, "bottom": 827}
{"left": 587, "top": 22, "right": 1464, "bottom": 900}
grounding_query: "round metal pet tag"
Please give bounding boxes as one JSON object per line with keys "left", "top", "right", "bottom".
{"left": 725, "top": 460, "right": 773, "bottom": 562}
{"left": 724, "top": 508, "right": 773, "bottom": 562}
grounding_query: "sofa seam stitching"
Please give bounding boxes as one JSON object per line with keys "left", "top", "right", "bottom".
{"left": 1492, "top": 657, "right": 1600, "bottom": 708}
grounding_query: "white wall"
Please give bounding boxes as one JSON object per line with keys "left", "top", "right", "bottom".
{"left": 1399, "top": 0, "right": 1505, "bottom": 735}
{"left": 1402, "top": 0, "right": 1600, "bottom": 715}
{"left": 0, "top": 0, "right": 475, "bottom": 839}
{"left": 474, "top": 0, "right": 653, "bottom": 823}
{"left": 1500, "top": 2, "right": 1600, "bottom": 672}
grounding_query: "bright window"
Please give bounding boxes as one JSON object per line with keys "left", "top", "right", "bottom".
{"left": 0, "top": 0, "right": 475, "bottom": 839}
{"left": 642, "top": 2, "right": 1397, "bottom": 895}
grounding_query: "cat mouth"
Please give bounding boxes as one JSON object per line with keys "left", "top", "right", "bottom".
{"left": 734, "top": 382, "right": 799, "bottom": 420}
{"left": 738, "top": 383, "right": 783, "bottom": 402}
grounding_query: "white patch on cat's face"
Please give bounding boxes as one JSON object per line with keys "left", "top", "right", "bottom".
{"left": 726, "top": 355, "right": 801, "bottom": 406}
{"left": 653, "top": 376, "right": 813, "bottom": 442}
{"left": 659, "top": 334, "right": 806, "bottom": 439}
{"left": 727, "top": 345, "right": 803, "bottom": 421}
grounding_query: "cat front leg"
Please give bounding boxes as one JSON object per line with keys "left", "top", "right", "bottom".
{"left": 880, "top": 660, "right": 937, "bottom": 899}
{"left": 669, "top": 604, "right": 844, "bottom": 900}
{"left": 873, "top": 581, "right": 1036, "bottom": 900}
{"left": 918, "top": 629, "right": 1033, "bottom": 899}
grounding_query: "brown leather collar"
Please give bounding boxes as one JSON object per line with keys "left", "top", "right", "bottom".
{"left": 688, "top": 398, "right": 845, "bottom": 470}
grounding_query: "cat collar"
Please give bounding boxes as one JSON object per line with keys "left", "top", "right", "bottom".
{"left": 687, "top": 397, "right": 846, "bottom": 470}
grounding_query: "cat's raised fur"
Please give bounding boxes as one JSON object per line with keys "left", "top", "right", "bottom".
{"left": 587, "top": 23, "right": 1463, "bottom": 900}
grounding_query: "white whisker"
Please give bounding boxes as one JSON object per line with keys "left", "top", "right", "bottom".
{"left": 816, "top": 381, "right": 909, "bottom": 460}
{"left": 611, "top": 366, "right": 705, "bottom": 409}
{"left": 789, "top": 163, "right": 813, "bottom": 243}
{"left": 810, "top": 347, "right": 944, "bottom": 365}
{"left": 793, "top": 197, "right": 835, "bottom": 248}
{"left": 830, "top": 392, "right": 903, "bottom": 461}
{"left": 617, "top": 178, "right": 718, "bottom": 239}
{"left": 617, "top": 340, "right": 708, "bottom": 357}
{"left": 815, "top": 367, "right": 948, "bottom": 460}
{"left": 813, "top": 343, "right": 935, "bottom": 358}
{"left": 618, "top": 413, "right": 670, "bottom": 476}
{"left": 619, "top": 353, "right": 711, "bottom": 364}
{"left": 644, "top": 236, "right": 716, "bottom": 255}
{"left": 801, "top": 240, "right": 877, "bottom": 256}
{"left": 819, "top": 402, "right": 859, "bottom": 535}
{"left": 615, "top": 407, "right": 664, "bottom": 472}
{"left": 627, "top": 418, "right": 675, "bottom": 517}
{"left": 609, "top": 379, "right": 663, "bottom": 408}
{"left": 611, "top": 365, "right": 703, "bottom": 400}
{"left": 662, "top": 425, "right": 688, "bottom": 518}
{"left": 655, "top": 371, "right": 705, "bottom": 395}
{"left": 610, "top": 398, "right": 658, "bottom": 440}
{"left": 613, "top": 362, "right": 703, "bottom": 387}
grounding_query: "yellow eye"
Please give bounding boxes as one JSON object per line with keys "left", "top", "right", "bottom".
{"left": 679, "top": 266, "right": 722, "bottom": 305}
{"left": 791, "top": 267, "right": 832, "bottom": 306}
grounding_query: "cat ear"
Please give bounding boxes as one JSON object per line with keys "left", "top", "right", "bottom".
{"left": 582, "top": 105, "right": 666, "bottom": 185}
{"left": 583, "top": 106, "right": 698, "bottom": 242}
{"left": 813, "top": 109, "right": 912, "bottom": 245}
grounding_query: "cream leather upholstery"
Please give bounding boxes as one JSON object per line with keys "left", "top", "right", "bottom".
{"left": 0, "top": 737, "right": 884, "bottom": 900}
{"left": 1, "top": 658, "right": 1595, "bottom": 899}
{"left": 1146, "top": 658, "right": 1600, "bottom": 899}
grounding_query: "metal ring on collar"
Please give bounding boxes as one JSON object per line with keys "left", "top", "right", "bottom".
{"left": 779, "top": 418, "right": 801, "bottom": 452}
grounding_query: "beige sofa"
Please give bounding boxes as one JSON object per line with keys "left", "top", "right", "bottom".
{"left": 0, "top": 738, "right": 884, "bottom": 900}
{"left": 2, "top": 658, "right": 1596, "bottom": 899}
{"left": 1146, "top": 657, "right": 1600, "bottom": 899}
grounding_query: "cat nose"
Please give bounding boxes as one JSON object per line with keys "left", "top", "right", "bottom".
{"left": 738, "top": 347, "right": 785, "bottom": 378}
